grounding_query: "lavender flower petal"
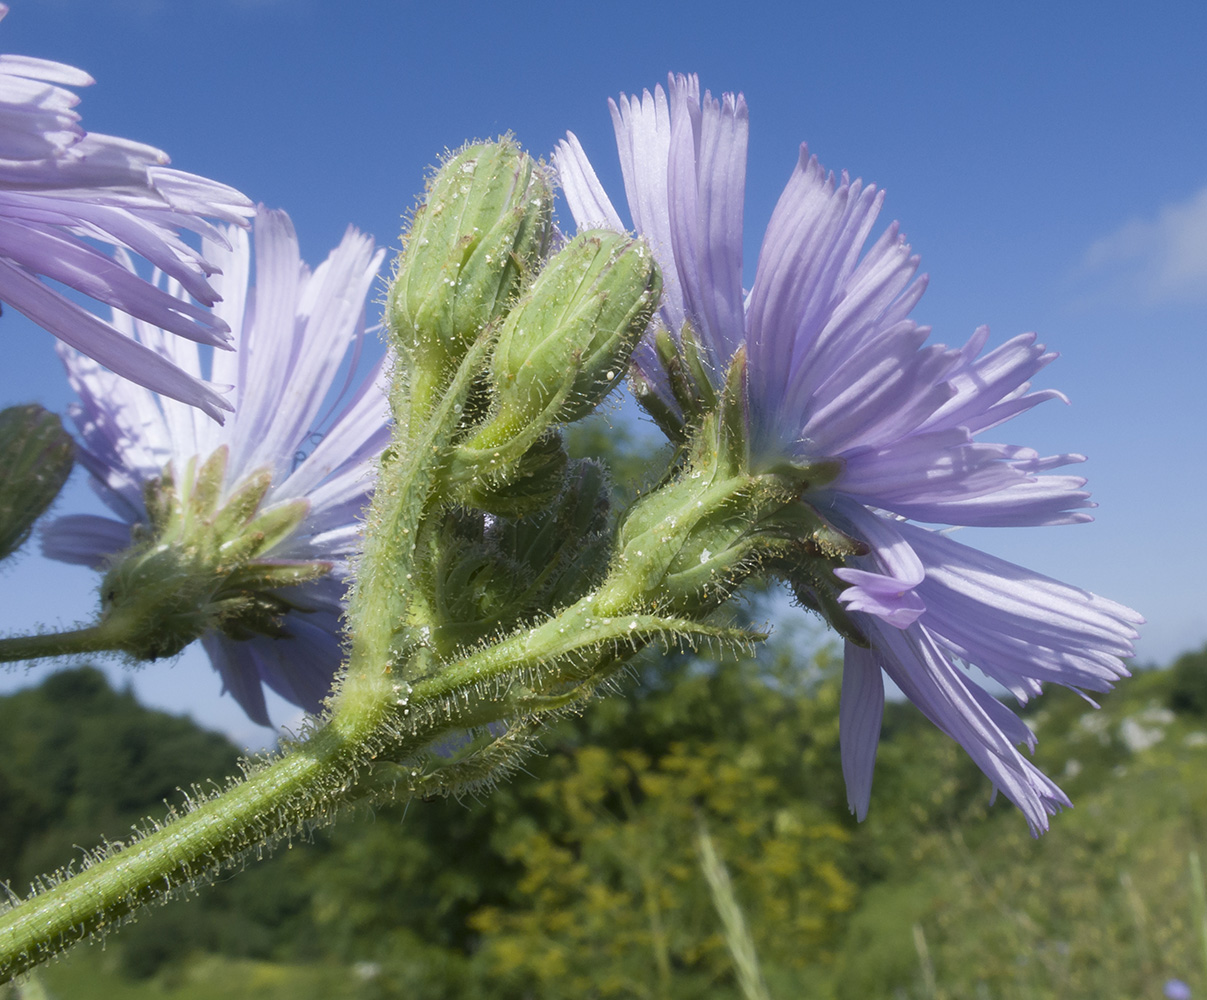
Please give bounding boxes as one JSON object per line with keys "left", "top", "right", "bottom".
{"left": 38, "top": 513, "right": 130, "bottom": 569}
{"left": 0, "top": 6, "right": 253, "bottom": 412}
{"left": 666, "top": 77, "right": 748, "bottom": 368}
{"left": 839, "top": 641, "right": 885, "bottom": 821}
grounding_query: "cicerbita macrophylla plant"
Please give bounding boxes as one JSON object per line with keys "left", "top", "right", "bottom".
{"left": 0, "top": 87, "right": 1143, "bottom": 982}
{"left": 0, "top": 4, "right": 253, "bottom": 417}
{"left": 554, "top": 72, "right": 1142, "bottom": 832}
{"left": 30, "top": 208, "right": 390, "bottom": 725}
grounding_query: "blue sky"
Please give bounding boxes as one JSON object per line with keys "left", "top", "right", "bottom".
{"left": 1, "top": 0, "right": 1204, "bottom": 746}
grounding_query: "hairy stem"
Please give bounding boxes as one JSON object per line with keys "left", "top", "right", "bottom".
{"left": 0, "top": 587, "right": 693, "bottom": 982}
{"left": 344, "top": 336, "right": 491, "bottom": 685}
{"left": 0, "top": 339, "right": 494, "bottom": 983}
{"left": 0, "top": 621, "right": 128, "bottom": 664}
{"left": 0, "top": 711, "right": 371, "bottom": 983}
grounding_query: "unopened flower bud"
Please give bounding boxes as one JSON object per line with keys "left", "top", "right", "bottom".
{"left": 456, "top": 429, "right": 568, "bottom": 518}
{"left": 503, "top": 459, "right": 611, "bottom": 582}
{"left": 0, "top": 404, "right": 74, "bottom": 562}
{"left": 485, "top": 230, "right": 661, "bottom": 437}
{"left": 446, "top": 232, "right": 658, "bottom": 515}
{"left": 481, "top": 456, "right": 612, "bottom": 602}
{"left": 388, "top": 139, "right": 554, "bottom": 374}
{"left": 430, "top": 460, "right": 611, "bottom": 653}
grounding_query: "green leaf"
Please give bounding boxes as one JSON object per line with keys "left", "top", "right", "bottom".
{"left": 0, "top": 404, "right": 74, "bottom": 563}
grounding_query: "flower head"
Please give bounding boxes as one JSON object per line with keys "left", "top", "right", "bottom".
{"left": 0, "top": 5, "right": 253, "bottom": 419}
{"left": 43, "top": 208, "right": 389, "bottom": 725}
{"left": 555, "top": 73, "right": 1143, "bottom": 832}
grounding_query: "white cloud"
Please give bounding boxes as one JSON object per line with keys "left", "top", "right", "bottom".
{"left": 1082, "top": 186, "right": 1207, "bottom": 304}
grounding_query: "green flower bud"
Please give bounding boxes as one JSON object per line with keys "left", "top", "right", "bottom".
{"left": 485, "top": 229, "right": 661, "bottom": 437}
{"left": 500, "top": 459, "right": 611, "bottom": 586}
{"left": 98, "top": 447, "right": 330, "bottom": 660}
{"left": 446, "top": 231, "right": 659, "bottom": 515}
{"left": 0, "top": 404, "right": 74, "bottom": 562}
{"left": 455, "top": 429, "right": 568, "bottom": 518}
{"left": 431, "top": 460, "right": 611, "bottom": 654}
{"left": 388, "top": 138, "right": 554, "bottom": 375}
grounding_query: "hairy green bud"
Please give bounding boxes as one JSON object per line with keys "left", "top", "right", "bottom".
{"left": 454, "top": 429, "right": 569, "bottom": 518}
{"left": 487, "top": 230, "right": 661, "bottom": 432}
{"left": 416, "top": 460, "right": 612, "bottom": 658}
{"left": 388, "top": 138, "right": 554, "bottom": 375}
{"left": 0, "top": 404, "right": 74, "bottom": 562}
{"left": 447, "top": 231, "right": 659, "bottom": 514}
{"left": 499, "top": 459, "right": 611, "bottom": 590}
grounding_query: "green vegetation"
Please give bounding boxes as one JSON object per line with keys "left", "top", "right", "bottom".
{"left": 3, "top": 638, "right": 1207, "bottom": 999}
{"left": 0, "top": 668, "right": 318, "bottom": 983}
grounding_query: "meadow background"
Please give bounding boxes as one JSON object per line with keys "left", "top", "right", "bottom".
{"left": 4, "top": 626, "right": 1207, "bottom": 998}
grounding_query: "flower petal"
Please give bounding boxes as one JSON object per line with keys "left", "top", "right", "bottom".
{"left": 666, "top": 78, "right": 748, "bottom": 368}
{"left": 0, "top": 15, "right": 254, "bottom": 411}
{"left": 839, "top": 641, "right": 884, "bottom": 821}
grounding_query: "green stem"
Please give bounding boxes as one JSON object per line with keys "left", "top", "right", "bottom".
{"left": 344, "top": 336, "right": 492, "bottom": 684}
{"left": 413, "top": 604, "right": 746, "bottom": 714}
{"left": 0, "top": 586, "right": 689, "bottom": 982}
{"left": 0, "top": 326, "right": 760, "bottom": 982}
{"left": 0, "top": 622, "right": 127, "bottom": 664}
{"left": 0, "top": 605, "right": 538, "bottom": 987}
{"left": 0, "top": 710, "right": 369, "bottom": 983}
{"left": 0, "top": 339, "right": 495, "bottom": 984}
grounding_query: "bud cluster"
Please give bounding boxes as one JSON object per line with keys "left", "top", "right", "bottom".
{"left": 343, "top": 137, "right": 899, "bottom": 817}
{"left": 375, "top": 138, "right": 870, "bottom": 701}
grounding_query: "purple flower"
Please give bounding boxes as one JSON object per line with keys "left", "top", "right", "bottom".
{"left": 42, "top": 208, "right": 389, "bottom": 726}
{"left": 555, "top": 74, "right": 1142, "bottom": 832}
{"left": 1165, "top": 980, "right": 1193, "bottom": 1000}
{"left": 0, "top": 4, "right": 253, "bottom": 419}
